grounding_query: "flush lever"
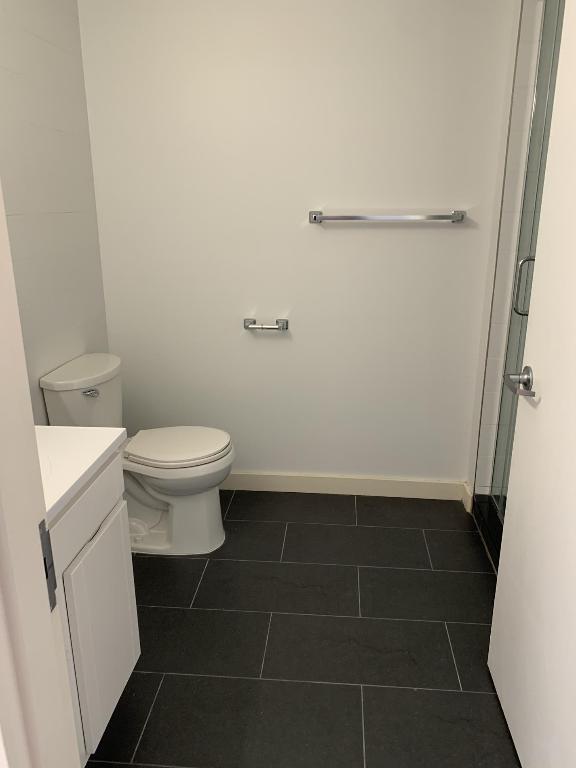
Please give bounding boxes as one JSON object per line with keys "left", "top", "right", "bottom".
{"left": 82, "top": 388, "right": 100, "bottom": 398}
{"left": 505, "top": 365, "right": 536, "bottom": 398}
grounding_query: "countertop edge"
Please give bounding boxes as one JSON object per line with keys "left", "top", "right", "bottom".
{"left": 38, "top": 427, "right": 127, "bottom": 525}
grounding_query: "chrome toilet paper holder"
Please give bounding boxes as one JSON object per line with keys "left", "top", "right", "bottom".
{"left": 243, "top": 318, "right": 289, "bottom": 331}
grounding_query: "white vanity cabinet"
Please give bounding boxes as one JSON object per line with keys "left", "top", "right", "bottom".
{"left": 36, "top": 426, "right": 139, "bottom": 765}
{"left": 63, "top": 498, "right": 139, "bottom": 753}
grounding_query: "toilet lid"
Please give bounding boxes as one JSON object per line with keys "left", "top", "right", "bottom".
{"left": 124, "top": 426, "right": 231, "bottom": 469}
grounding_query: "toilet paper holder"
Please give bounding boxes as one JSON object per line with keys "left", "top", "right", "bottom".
{"left": 244, "top": 318, "right": 289, "bottom": 331}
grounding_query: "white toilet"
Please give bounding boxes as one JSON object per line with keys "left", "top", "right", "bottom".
{"left": 40, "top": 353, "right": 234, "bottom": 555}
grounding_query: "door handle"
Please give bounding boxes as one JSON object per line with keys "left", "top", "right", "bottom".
{"left": 505, "top": 365, "right": 536, "bottom": 398}
{"left": 513, "top": 258, "right": 535, "bottom": 316}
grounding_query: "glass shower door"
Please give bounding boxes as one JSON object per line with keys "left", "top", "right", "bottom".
{"left": 490, "top": 0, "right": 564, "bottom": 521}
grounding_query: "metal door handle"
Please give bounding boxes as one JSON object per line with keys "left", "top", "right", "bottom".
{"left": 505, "top": 365, "right": 536, "bottom": 397}
{"left": 513, "top": 258, "right": 535, "bottom": 316}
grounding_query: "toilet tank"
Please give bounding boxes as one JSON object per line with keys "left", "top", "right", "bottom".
{"left": 40, "top": 353, "right": 123, "bottom": 427}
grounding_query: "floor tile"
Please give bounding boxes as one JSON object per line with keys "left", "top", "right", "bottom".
{"left": 426, "top": 530, "right": 494, "bottom": 572}
{"left": 357, "top": 496, "right": 475, "bottom": 530}
{"left": 447, "top": 623, "right": 495, "bottom": 693}
{"left": 283, "top": 523, "right": 430, "bottom": 568}
{"left": 90, "top": 671, "right": 162, "bottom": 762}
{"left": 136, "top": 606, "right": 269, "bottom": 676}
{"left": 132, "top": 554, "right": 207, "bottom": 607}
{"left": 210, "top": 520, "right": 286, "bottom": 561}
{"left": 134, "top": 674, "right": 363, "bottom": 768}
{"left": 194, "top": 559, "right": 359, "bottom": 615}
{"left": 263, "top": 613, "right": 459, "bottom": 689}
{"left": 227, "top": 490, "right": 355, "bottom": 524}
{"left": 360, "top": 567, "right": 495, "bottom": 623}
{"left": 364, "top": 687, "right": 520, "bottom": 767}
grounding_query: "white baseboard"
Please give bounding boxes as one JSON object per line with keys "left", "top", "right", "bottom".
{"left": 461, "top": 482, "right": 474, "bottom": 513}
{"left": 222, "top": 471, "right": 473, "bottom": 509}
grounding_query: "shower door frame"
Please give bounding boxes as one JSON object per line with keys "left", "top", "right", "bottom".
{"left": 475, "top": 0, "right": 565, "bottom": 564}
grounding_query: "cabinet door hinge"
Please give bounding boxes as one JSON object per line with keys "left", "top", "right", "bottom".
{"left": 39, "top": 520, "right": 57, "bottom": 610}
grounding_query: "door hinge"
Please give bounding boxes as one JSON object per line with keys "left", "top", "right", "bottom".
{"left": 39, "top": 520, "right": 57, "bottom": 611}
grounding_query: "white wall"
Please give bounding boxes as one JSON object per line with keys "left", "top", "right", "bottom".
{"left": 0, "top": 178, "right": 79, "bottom": 767}
{"left": 79, "top": 0, "right": 519, "bottom": 491}
{"left": 0, "top": 0, "right": 108, "bottom": 424}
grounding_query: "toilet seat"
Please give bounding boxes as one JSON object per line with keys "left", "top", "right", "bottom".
{"left": 124, "top": 426, "right": 232, "bottom": 469}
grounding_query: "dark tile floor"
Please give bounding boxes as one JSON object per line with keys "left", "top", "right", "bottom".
{"left": 88, "top": 490, "right": 520, "bottom": 768}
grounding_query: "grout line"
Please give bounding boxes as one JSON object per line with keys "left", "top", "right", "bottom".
{"left": 134, "top": 669, "right": 496, "bottom": 695}
{"left": 224, "top": 518, "right": 476, "bottom": 533}
{"left": 357, "top": 567, "right": 362, "bottom": 617}
{"left": 223, "top": 489, "right": 236, "bottom": 520}
{"left": 360, "top": 685, "right": 367, "bottom": 768}
{"left": 260, "top": 613, "right": 273, "bottom": 677}
{"left": 446, "top": 620, "right": 494, "bottom": 626}
{"left": 445, "top": 622, "right": 463, "bottom": 692}
{"left": 422, "top": 530, "right": 434, "bottom": 570}
{"left": 89, "top": 760, "right": 203, "bottom": 768}
{"left": 130, "top": 674, "right": 164, "bottom": 763}
{"left": 136, "top": 604, "right": 491, "bottom": 626}
{"left": 226, "top": 518, "right": 358, "bottom": 527}
{"left": 165, "top": 555, "right": 493, "bottom": 575}
{"left": 189, "top": 559, "right": 210, "bottom": 608}
{"left": 280, "top": 523, "right": 288, "bottom": 561}
{"left": 423, "top": 529, "right": 480, "bottom": 535}
{"left": 354, "top": 495, "right": 358, "bottom": 526}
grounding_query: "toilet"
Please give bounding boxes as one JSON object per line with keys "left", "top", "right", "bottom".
{"left": 40, "top": 353, "right": 234, "bottom": 555}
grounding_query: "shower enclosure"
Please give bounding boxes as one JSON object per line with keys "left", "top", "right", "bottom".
{"left": 490, "top": 0, "right": 564, "bottom": 524}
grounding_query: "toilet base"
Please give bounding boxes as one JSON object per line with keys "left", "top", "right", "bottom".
{"left": 126, "top": 484, "right": 225, "bottom": 555}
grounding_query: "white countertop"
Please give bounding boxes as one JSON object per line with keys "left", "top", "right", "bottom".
{"left": 35, "top": 426, "right": 126, "bottom": 524}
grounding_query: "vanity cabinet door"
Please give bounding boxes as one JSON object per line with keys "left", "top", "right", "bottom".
{"left": 63, "top": 499, "right": 140, "bottom": 754}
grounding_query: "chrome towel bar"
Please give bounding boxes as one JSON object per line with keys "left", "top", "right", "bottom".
{"left": 244, "top": 318, "right": 289, "bottom": 331}
{"left": 308, "top": 210, "right": 466, "bottom": 224}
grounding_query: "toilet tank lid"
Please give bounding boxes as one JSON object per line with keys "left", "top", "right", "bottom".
{"left": 40, "top": 353, "right": 121, "bottom": 391}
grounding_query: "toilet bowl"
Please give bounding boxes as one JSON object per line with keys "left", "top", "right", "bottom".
{"left": 123, "top": 426, "right": 235, "bottom": 554}
{"left": 39, "top": 353, "right": 235, "bottom": 556}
